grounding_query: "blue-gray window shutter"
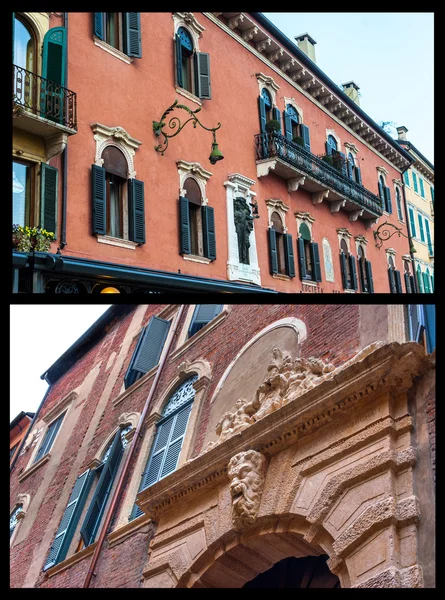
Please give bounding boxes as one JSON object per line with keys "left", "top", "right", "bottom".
{"left": 179, "top": 196, "right": 191, "bottom": 255}
{"left": 408, "top": 305, "right": 424, "bottom": 342}
{"left": 425, "top": 219, "right": 432, "bottom": 253}
{"left": 408, "top": 208, "right": 416, "bottom": 238}
{"left": 188, "top": 305, "right": 222, "bottom": 337}
{"left": 310, "top": 242, "right": 322, "bottom": 282}
{"left": 272, "top": 107, "right": 281, "bottom": 132}
{"left": 43, "top": 469, "right": 94, "bottom": 570}
{"left": 424, "top": 305, "right": 435, "bottom": 352}
{"left": 268, "top": 228, "right": 278, "bottom": 275}
{"left": 409, "top": 275, "right": 416, "bottom": 293}
{"left": 128, "top": 178, "right": 145, "bottom": 244}
{"left": 349, "top": 255, "right": 358, "bottom": 290}
{"left": 422, "top": 272, "right": 430, "bottom": 294}
{"left": 338, "top": 152, "right": 348, "bottom": 177}
{"left": 40, "top": 163, "right": 58, "bottom": 239}
{"left": 404, "top": 272, "right": 412, "bottom": 293}
{"left": 347, "top": 157, "right": 353, "bottom": 179}
{"left": 394, "top": 269, "right": 403, "bottom": 293}
{"left": 388, "top": 268, "right": 396, "bottom": 293}
{"left": 340, "top": 252, "right": 348, "bottom": 289}
{"left": 384, "top": 186, "right": 392, "bottom": 213}
{"left": 283, "top": 233, "right": 295, "bottom": 278}
{"left": 94, "top": 13, "right": 104, "bottom": 39}
{"left": 297, "top": 237, "right": 306, "bottom": 280}
{"left": 300, "top": 124, "right": 311, "bottom": 153}
{"left": 175, "top": 33, "right": 183, "bottom": 88}
{"left": 92, "top": 165, "right": 106, "bottom": 235}
{"left": 124, "top": 13, "right": 141, "bottom": 58}
{"left": 195, "top": 52, "right": 211, "bottom": 99}
{"left": 325, "top": 141, "right": 332, "bottom": 155}
{"left": 80, "top": 432, "right": 123, "bottom": 546}
{"left": 284, "top": 110, "right": 292, "bottom": 140}
{"left": 378, "top": 181, "right": 385, "bottom": 209}
{"left": 35, "top": 414, "right": 64, "bottom": 463}
{"left": 355, "top": 167, "right": 362, "bottom": 186}
{"left": 258, "top": 95, "right": 267, "bottom": 133}
{"left": 132, "top": 317, "right": 170, "bottom": 376}
{"left": 417, "top": 214, "right": 425, "bottom": 242}
{"left": 365, "top": 260, "right": 374, "bottom": 293}
{"left": 202, "top": 205, "right": 216, "bottom": 260}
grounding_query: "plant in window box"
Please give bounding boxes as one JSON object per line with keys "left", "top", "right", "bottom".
{"left": 12, "top": 224, "right": 32, "bottom": 252}
{"left": 321, "top": 155, "right": 334, "bottom": 167}
{"left": 265, "top": 119, "right": 281, "bottom": 133}
{"left": 33, "top": 228, "right": 55, "bottom": 251}
{"left": 292, "top": 136, "right": 304, "bottom": 147}
{"left": 12, "top": 225, "right": 54, "bottom": 252}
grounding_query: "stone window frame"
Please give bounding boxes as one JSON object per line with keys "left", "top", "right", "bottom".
{"left": 321, "top": 237, "right": 335, "bottom": 282}
{"left": 10, "top": 493, "right": 31, "bottom": 547}
{"left": 266, "top": 199, "right": 289, "bottom": 232}
{"left": 91, "top": 122, "right": 142, "bottom": 250}
{"left": 173, "top": 13, "right": 205, "bottom": 106}
{"left": 224, "top": 173, "right": 260, "bottom": 286}
{"left": 295, "top": 211, "right": 315, "bottom": 240}
{"left": 393, "top": 178, "right": 404, "bottom": 223}
{"left": 385, "top": 247, "right": 398, "bottom": 269}
{"left": 172, "top": 304, "right": 231, "bottom": 360}
{"left": 256, "top": 72, "right": 280, "bottom": 108}
{"left": 326, "top": 128, "right": 342, "bottom": 152}
{"left": 344, "top": 141, "right": 360, "bottom": 177}
{"left": 337, "top": 227, "right": 353, "bottom": 254}
{"left": 377, "top": 166, "right": 389, "bottom": 211}
{"left": 353, "top": 234, "right": 368, "bottom": 258}
{"left": 283, "top": 96, "right": 304, "bottom": 124}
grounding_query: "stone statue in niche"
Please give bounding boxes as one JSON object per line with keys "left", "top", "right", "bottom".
{"left": 227, "top": 449, "right": 267, "bottom": 529}
{"left": 234, "top": 197, "right": 254, "bottom": 265}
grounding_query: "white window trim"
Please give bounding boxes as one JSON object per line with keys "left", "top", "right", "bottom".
{"left": 295, "top": 211, "right": 315, "bottom": 239}
{"left": 354, "top": 235, "right": 368, "bottom": 258}
{"left": 173, "top": 12, "right": 205, "bottom": 50}
{"left": 337, "top": 227, "right": 353, "bottom": 253}
{"left": 256, "top": 72, "right": 280, "bottom": 106}
{"left": 172, "top": 305, "right": 231, "bottom": 359}
{"left": 283, "top": 97, "right": 304, "bottom": 123}
{"left": 326, "top": 129, "right": 341, "bottom": 152}
{"left": 93, "top": 37, "right": 133, "bottom": 64}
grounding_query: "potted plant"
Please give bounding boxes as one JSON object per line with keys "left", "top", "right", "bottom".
{"left": 265, "top": 119, "right": 281, "bottom": 133}
{"left": 292, "top": 136, "right": 304, "bottom": 147}
{"left": 322, "top": 155, "right": 334, "bottom": 167}
{"left": 12, "top": 225, "right": 55, "bottom": 252}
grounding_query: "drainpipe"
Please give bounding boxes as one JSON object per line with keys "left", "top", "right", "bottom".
{"left": 58, "top": 12, "right": 68, "bottom": 252}
{"left": 82, "top": 304, "right": 187, "bottom": 588}
{"left": 400, "top": 167, "right": 419, "bottom": 293}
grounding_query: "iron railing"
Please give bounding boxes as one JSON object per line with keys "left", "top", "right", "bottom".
{"left": 13, "top": 64, "right": 77, "bottom": 131}
{"left": 255, "top": 132, "right": 383, "bottom": 216}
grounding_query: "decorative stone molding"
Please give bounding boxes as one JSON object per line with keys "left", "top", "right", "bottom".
{"left": 266, "top": 199, "right": 289, "bottom": 230}
{"left": 242, "top": 26, "right": 258, "bottom": 42}
{"left": 256, "top": 38, "right": 272, "bottom": 53}
{"left": 256, "top": 72, "right": 279, "bottom": 105}
{"left": 354, "top": 234, "right": 368, "bottom": 246}
{"left": 281, "top": 59, "right": 296, "bottom": 73}
{"left": 117, "top": 412, "right": 140, "bottom": 440}
{"left": 326, "top": 128, "right": 341, "bottom": 151}
{"left": 377, "top": 166, "right": 389, "bottom": 177}
{"left": 312, "top": 190, "right": 329, "bottom": 205}
{"left": 349, "top": 209, "right": 364, "bottom": 222}
{"left": 344, "top": 141, "right": 360, "bottom": 154}
{"left": 227, "top": 14, "right": 244, "bottom": 30}
{"left": 402, "top": 254, "right": 412, "bottom": 263}
{"left": 287, "top": 176, "right": 305, "bottom": 192}
{"left": 330, "top": 199, "right": 346, "bottom": 213}
{"left": 228, "top": 450, "right": 267, "bottom": 530}
{"left": 256, "top": 159, "right": 277, "bottom": 178}
{"left": 15, "top": 493, "right": 31, "bottom": 516}
{"left": 393, "top": 178, "right": 403, "bottom": 186}
{"left": 269, "top": 48, "right": 284, "bottom": 63}
{"left": 96, "top": 235, "right": 138, "bottom": 250}
{"left": 93, "top": 37, "right": 133, "bottom": 64}
{"left": 177, "top": 359, "right": 212, "bottom": 382}
{"left": 91, "top": 123, "right": 142, "bottom": 179}
{"left": 45, "top": 133, "right": 68, "bottom": 160}
{"left": 177, "top": 160, "right": 212, "bottom": 205}
{"left": 283, "top": 97, "right": 304, "bottom": 122}
{"left": 337, "top": 228, "right": 353, "bottom": 253}
{"left": 173, "top": 13, "right": 204, "bottom": 50}
{"left": 385, "top": 247, "right": 397, "bottom": 257}
{"left": 295, "top": 211, "right": 315, "bottom": 239}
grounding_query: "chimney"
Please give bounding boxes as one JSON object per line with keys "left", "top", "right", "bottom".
{"left": 295, "top": 33, "right": 317, "bottom": 63}
{"left": 341, "top": 81, "right": 360, "bottom": 107}
{"left": 397, "top": 126, "right": 408, "bottom": 141}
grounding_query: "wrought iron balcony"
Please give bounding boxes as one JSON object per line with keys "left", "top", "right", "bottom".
{"left": 13, "top": 64, "right": 77, "bottom": 135}
{"left": 255, "top": 132, "right": 383, "bottom": 223}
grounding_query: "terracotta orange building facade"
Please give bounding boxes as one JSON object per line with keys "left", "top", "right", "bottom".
{"left": 12, "top": 13, "right": 415, "bottom": 293}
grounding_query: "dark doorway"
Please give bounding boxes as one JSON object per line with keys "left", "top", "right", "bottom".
{"left": 243, "top": 555, "right": 340, "bottom": 588}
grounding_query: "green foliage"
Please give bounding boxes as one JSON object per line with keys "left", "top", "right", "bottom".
{"left": 292, "top": 136, "right": 304, "bottom": 146}
{"left": 265, "top": 119, "right": 281, "bottom": 132}
{"left": 12, "top": 224, "right": 55, "bottom": 252}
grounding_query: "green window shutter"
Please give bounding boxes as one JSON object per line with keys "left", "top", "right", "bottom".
{"left": 424, "top": 305, "right": 435, "bottom": 352}
{"left": 268, "top": 228, "right": 278, "bottom": 275}
{"left": 202, "top": 205, "right": 216, "bottom": 260}
{"left": 423, "top": 272, "right": 430, "bottom": 294}
{"left": 310, "top": 242, "right": 322, "bottom": 282}
{"left": 283, "top": 233, "right": 295, "bottom": 278}
{"left": 349, "top": 255, "right": 358, "bottom": 290}
{"left": 394, "top": 269, "right": 403, "bottom": 293}
{"left": 195, "top": 52, "right": 211, "bottom": 99}
{"left": 384, "top": 187, "right": 392, "bottom": 214}
{"left": 388, "top": 268, "right": 396, "bottom": 293}
{"left": 128, "top": 178, "right": 145, "bottom": 244}
{"left": 412, "top": 172, "right": 418, "bottom": 193}
{"left": 175, "top": 33, "right": 183, "bottom": 88}
{"left": 35, "top": 414, "right": 64, "bottom": 463}
{"left": 431, "top": 187, "right": 434, "bottom": 203}
{"left": 258, "top": 95, "right": 267, "bottom": 133}
{"left": 272, "top": 107, "right": 281, "bottom": 133}
{"left": 124, "top": 13, "right": 142, "bottom": 58}
{"left": 417, "top": 268, "right": 424, "bottom": 293}
{"left": 80, "top": 432, "right": 123, "bottom": 546}
{"left": 43, "top": 469, "right": 95, "bottom": 570}
{"left": 355, "top": 166, "right": 362, "bottom": 186}
{"left": 365, "top": 260, "right": 374, "bottom": 293}
{"left": 424, "top": 220, "right": 433, "bottom": 254}
{"left": 179, "top": 196, "right": 191, "bottom": 255}
{"left": 419, "top": 178, "right": 425, "bottom": 198}
{"left": 417, "top": 214, "right": 425, "bottom": 242}
{"left": 300, "top": 124, "right": 311, "bottom": 153}
{"left": 188, "top": 305, "right": 222, "bottom": 337}
{"left": 284, "top": 110, "right": 292, "bottom": 140}
{"left": 340, "top": 252, "right": 348, "bottom": 289}
{"left": 42, "top": 27, "right": 67, "bottom": 87}
{"left": 92, "top": 165, "right": 106, "bottom": 235}
{"left": 404, "top": 272, "right": 412, "bottom": 294}
{"left": 408, "top": 208, "right": 416, "bottom": 238}
{"left": 94, "top": 13, "right": 104, "bottom": 39}
{"left": 40, "top": 163, "right": 58, "bottom": 239}
{"left": 297, "top": 237, "right": 306, "bottom": 280}
{"left": 403, "top": 170, "right": 410, "bottom": 186}
{"left": 131, "top": 317, "right": 171, "bottom": 377}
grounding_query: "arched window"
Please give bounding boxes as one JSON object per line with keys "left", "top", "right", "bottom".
{"left": 130, "top": 375, "right": 199, "bottom": 519}
{"left": 347, "top": 152, "right": 355, "bottom": 180}
{"left": 261, "top": 88, "right": 273, "bottom": 123}
{"left": 177, "top": 27, "right": 194, "bottom": 92}
{"left": 326, "top": 135, "right": 338, "bottom": 155}
{"left": 378, "top": 175, "right": 386, "bottom": 203}
{"left": 10, "top": 505, "right": 23, "bottom": 539}
{"left": 387, "top": 254, "right": 402, "bottom": 293}
{"left": 179, "top": 176, "right": 216, "bottom": 261}
{"left": 296, "top": 222, "right": 321, "bottom": 283}
{"left": 357, "top": 245, "right": 366, "bottom": 292}
{"left": 395, "top": 187, "right": 403, "bottom": 221}
{"left": 340, "top": 239, "right": 352, "bottom": 290}
{"left": 284, "top": 105, "right": 300, "bottom": 140}
{"left": 378, "top": 175, "right": 392, "bottom": 213}
{"left": 184, "top": 177, "right": 203, "bottom": 256}
{"left": 271, "top": 212, "right": 286, "bottom": 275}
{"left": 13, "top": 15, "right": 35, "bottom": 73}
{"left": 102, "top": 146, "right": 127, "bottom": 239}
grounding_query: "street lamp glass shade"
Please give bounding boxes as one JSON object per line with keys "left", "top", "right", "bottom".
{"left": 209, "top": 142, "right": 224, "bottom": 165}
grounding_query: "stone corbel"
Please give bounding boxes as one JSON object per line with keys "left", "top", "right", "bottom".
{"left": 242, "top": 26, "right": 258, "bottom": 42}
{"left": 287, "top": 176, "right": 305, "bottom": 192}
{"left": 227, "top": 14, "right": 244, "bottom": 30}
{"left": 256, "top": 38, "right": 272, "bottom": 53}
{"left": 45, "top": 132, "right": 68, "bottom": 160}
{"left": 291, "top": 69, "right": 306, "bottom": 82}
{"left": 312, "top": 190, "right": 329, "bottom": 205}
{"left": 365, "top": 217, "right": 379, "bottom": 229}
{"left": 269, "top": 48, "right": 284, "bottom": 63}
{"left": 228, "top": 450, "right": 267, "bottom": 530}
{"left": 349, "top": 209, "right": 364, "bottom": 222}
{"left": 330, "top": 200, "right": 346, "bottom": 213}
{"left": 281, "top": 59, "right": 296, "bottom": 72}
{"left": 256, "top": 159, "right": 277, "bottom": 178}
{"left": 321, "top": 94, "right": 333, "bottom": 106}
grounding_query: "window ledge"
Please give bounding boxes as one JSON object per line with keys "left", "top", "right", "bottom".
{"left": 44, "top": 542, "right": 97, "bottom": 579}
{"left": 344, "top": 288, "right": 357, "bottom": 293}
{"left": 93, "top": 37, "right": 133, "bottom": 64}
{"left": 107, "top": 515, "right": 152, "bottom": 548}
{"left": 18, "top": 454, "right": 51, "bottom": 482}
{"left": 96, "top": 235, "right": 139, "bottom": 250}
{"left": 272, "top": 273, "right": 292, "bottom": 282}
{"left": 170, "top": 309, "right": 230, "bottom": 361}
{"left": 183, "top": 254, "right": 212, "bottom": 264}
{"left": 301, "top": 279, "right": 317, "bottom": 286}
{"left": 175, "top": 87, "right": 203, "bottom": 106}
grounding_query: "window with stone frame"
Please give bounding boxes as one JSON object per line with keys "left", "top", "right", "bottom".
{"left": 188, "top": 305, "right": 223, "bottom": 338}
{"left": 339, "top": 239, "right": 358, "bottom": 291}
{"left": 10, "top": 505, "right": 23, "bottom": 539}
{"left": 93, "top": 13, "right": 142, "bottom": 58}
{"left": 297, "top": 222, "right": 321, "bottom": 283}
{"left": 179, "top": 176, "right": 216, "bottom": 262}
{"left": 378, "top": 172, "right": 392, "bottom": 214}
{"left": 357, "top": 244, "right": 374, "bottom": 293}
{"left": 174, "top": 25, "right": 211, "bottom": 99}
{"left": 33, "top": 412, "right": 65, "bottom": 463}
{"left": 387, "top": 254, "right": 403, "bottom": 294}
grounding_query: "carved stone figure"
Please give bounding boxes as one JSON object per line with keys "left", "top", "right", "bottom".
{"left": 234, "top": 197, "right": 254, "bottom": 265}
{"left": 227, "top": 450, "right": 267, "bottom": 529}
{"left": 285, "top": 356, "right": 335, "bottom": 400}
{"left": 215, "top": 397, "right": 257, "bottom": 443}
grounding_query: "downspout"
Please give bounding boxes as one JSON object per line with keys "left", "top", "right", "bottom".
{"left": 58, "top": 12, "right": 68, "bottom": 252}
{"left": 400, "top": 166, "right": 419, "bottom": 293}
{"left": 82, "top": 304, "right": 187, "bottom": 588}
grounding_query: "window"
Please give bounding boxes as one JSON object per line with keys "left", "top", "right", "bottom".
{"left": 417, "top": 213, "right": 425, "bottom": 243}
{"left": 416, "top": 265, "right": 424, "bottom": 293}
{"left": 297, "top": 223, "right": 321, "bottom": 282}
{"left": 422, "top": 269, "right": 432, "bottom": 294}
{"left": 131, "top": 376, "right": 198, "bottom": 520}
{"left": 403, "top": 170, "right": 410, "bottom": 187}
{"left": 259, "top": 88, "right": 274, "bottom": 130}
{"left": 408, "top": 305, "right": 435, "bottom": 353}
{"left": 378, "top": 175, "right": 392, "bottom": 213}
{"left": 395, "top": 187, "right": 403, "bottom": 221}
{"left": 175, "top": 26, "right": 211, "bottom": 99}
{"left": 12, "top": 160, "right": 34, "bottom": 227}
{"left": 430, "top": 187, "right": 434, "bottom": 204}
{"left": 403, "top": 261, "right": 415, "bottom": 294}
{"left": 284, "top": 105, "right": 311, "bottom": 152}
{"left": 13, "top": 14, "right": 35, "bottom": 73}
{"left": 10, "top": 505, "right": 23, "bottom": 539}
{"left": 425, "top": 219, "right": 433, "bottom": 256}
{"left": 269, "top": 212, "right": 295, "bottom": 277}
{"left": 10, "top": 443, "right": 19, "bottom": 462}
{"left": 339, "top": 239, "right": 358, "bottom": 291}
{"left": 326, "top": 135, "right": 338, "bottom": 155}
{"left": 387, "top": 255, "right": 403, "bottom": 294}
{"left": 357, "top": 245, "right": 374, "bottom": 293}
{"left": 179, "top": 184, "right": 216, "bottom": 261}
{"left": 188, "top": 305, "right": 222, "bottom": 337}
{"left": 419, "top": 178, "right": 425, "bottom": 198}
{"left": 412, "top": 171, "right": 419, "bottom": 193}
{"left": 93, "top": 13, "right": 142, "bottom": 57}
{"left": 34, "top": 413, "right": 64, "bottom": 463}
{"left": 124, "top": 316, "right": 171, "bottom": 389}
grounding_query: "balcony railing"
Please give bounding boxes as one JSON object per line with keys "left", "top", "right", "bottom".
{"left": 255, "top": 132, "right": 383, "bottom": 217}
{"left": 13, "top": 64, "right": 77, "bottom": 131}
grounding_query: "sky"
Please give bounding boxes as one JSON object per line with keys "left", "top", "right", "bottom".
{"left": 263, "top": 12, "right": 434, "bottom": 164}
{"left": 10, "top": 305, "right": 111, "bottom": 420}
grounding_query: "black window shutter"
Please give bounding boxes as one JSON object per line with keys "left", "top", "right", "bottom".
{"left": 189, "top": 305, "right": 223, "bottom": 337}
{"left": 310, "top": 242, "right": 322, "bottom": 282}
{"left": 195, "top": 52, "right": 211, "bottom": 99}
{"left": 258, "top": 95, "right": 267, "bottom": 133}
{"left": 349, "top": 255, "right": 358, "bottom": 290}
{"left": 355, "top": 167, "right": 362, "bottom": 186}
{"left": 365, "top": 260, "right": 374, "bottom": 293}
{"left": 175, "top": 33, "right": 183, "bottom": 88}
{"left": 347, "top": 158, "right": 353, "bottom": 179}
{"left": 80, "top": 432, "right": 123, "bottom": 546}
{"left": 386, "top": 186, "right": 392, "bottom": 214}
{"left": 94, "top": 13, "right": 104, "bottom": 39}
{"left": 268, "top": 228, "right": 278, "bottom": 275}
{"left": 202, "top": 205, "right": 216, "bottom": 261}
{"left": 409, "top": 274, "right": 415, "bottom": 294}
{"left": 300, "top": 124, "right": 311, "bottom": 153}
{"left": 40, "top": 163, "right": 58, "bottom": 238}
{"left": 132, "top": 317, "right": 171, "bottom": 376}
{"left": 338, "top": 152, "right": 348, "bottom": 177}
{"left": 340, "top": 252, "right": 348, "bottom": 289}
{"left": 92, "top": 165, "right": 106, "bottom": 235}
{"left": 128, "top": 178, "right": 145, "bottom": 244}
{"left": 124, "top": 326, "right": 146, "bottom": 389}
{"left": 179, "top": 196, "right": 191, "bottom": 255}
{"left": 378, "top": 181, "right": 385, "bottom": 210}
{"left": 124, "top": 13, "right": 141, "bottom": 58}
{"left": 272, "top": 107, "right": 281, "bottom": 132}
{"left": 284, "top": 110, "right": 292, "bottom": 140}
{"left": 283, "top": 233, "right": 295, "bottom": 278}
{"left": 404, "top": 272, "right": 412, "bottom": 293}
{"left": 395, "top": 269, "right": 403, "bottom": 293}
{"left": 297, "top": 237, "right": 306, "bottom": 280}
{"left": 43, "top": 469, "right": 94, "bottom": 570}
{"left": 388, "top": 268, "right": 397, "bottom": 293}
